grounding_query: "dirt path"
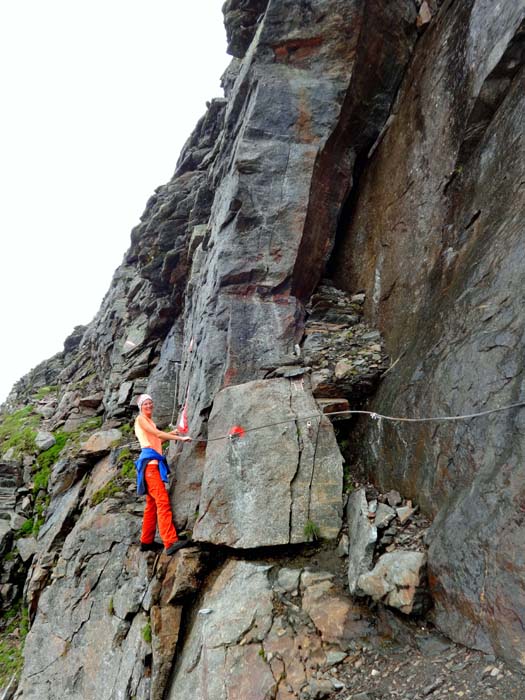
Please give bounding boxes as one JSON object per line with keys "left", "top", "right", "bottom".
{"left": 324, "top": 617, "right": 525, "bottom": 700}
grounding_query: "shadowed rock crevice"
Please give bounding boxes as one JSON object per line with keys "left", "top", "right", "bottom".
{"left": 291, "top": 0, "right": 418, "bottom": 302}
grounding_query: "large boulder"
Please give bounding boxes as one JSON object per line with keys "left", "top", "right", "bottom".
{"left": 193, "top": 377, "right": 343, "bottom": 548}
{"left": 34, "top": 430, "right": 56, "bottom": 453}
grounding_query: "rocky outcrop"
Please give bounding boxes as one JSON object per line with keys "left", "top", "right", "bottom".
{"left": 332, "top": 0, "right": 525, "bottom": 665}
{"left": 347, "top": 486, "right": 430, "bottom": 615}
{"left": 1, "top": 0, "right": 524, "bottom": 697}
{"left": 167, "top": 558, "right": 374, "bottom": 700}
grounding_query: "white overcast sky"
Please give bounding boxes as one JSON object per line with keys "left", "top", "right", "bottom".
{"left": 0, "top": 1, "right": 230, "bottom": 403}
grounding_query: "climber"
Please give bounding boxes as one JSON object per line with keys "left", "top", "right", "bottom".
{"left": 134, "top": 393, "right": 192, "bottom": 555}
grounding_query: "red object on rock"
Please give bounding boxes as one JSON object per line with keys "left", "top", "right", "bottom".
{"left": 176, "top": 401, "right": 189, "bottom": 434}
{"left": 229, "top": 425, "right": 245, "bottom": 438}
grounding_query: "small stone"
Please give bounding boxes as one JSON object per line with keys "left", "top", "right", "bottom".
{"left": 79, "top": 393, "right": 104, "bottom": 409}
{"left": 276, "top": 567, "right": 302, "bottom": 593}
{"left": 336, "top": 534, "right": 349, "bottom": 558}
{"left": 16, "top": 537, "right": 38, "bottom": 562}
{"left": 371, "top": 669, "right": 380, "bottom": 677}
{"left": 396, "top": 505, "right": 415, "bottom": 525}
{"left": 335, "top": 359, "right": 354, "bottom": 379}
{"left": 375, "top": 503, "right": 396, "bottom": 529}
{"left": 422, "top": 677, "right": 444, "bottom": 695}
{"left": 81, "top": 429, "right": 122, "bottom": 454}
{"left": 35, "top": 430, "right": 56, "bottom": 452}
{"left": 385, "top": 490, "right": 402, "bottom": 507}
{"left": 417, "top": 0, "right": 432, "bottom": 27}
{"left": 10, "top": 513, "right": 27, "bottom": 530}
{"left": 331, "top": 679, "right": 345, "bottom": 690}
{"left": 21, "top": 496, "right": 32, "bottom": 512}
{"left": 308, "top": 679, "right": 334, "bottom": 698}
{"left": 325, "top": 650, "right": 347, "bottom": 666}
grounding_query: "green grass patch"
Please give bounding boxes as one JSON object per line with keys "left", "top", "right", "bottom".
{"left": 90, "top": 446, "right": 137, "bottom": 506}
{"left": 62, "top": 416, "right": 104, "bottom": 443}
{"left": 141, "top": 621, "right": 152, "bottom": 644}
{"left": 15, "top": 494, "right": 49, "bottom": 539}
{"left": 0, "top": 406, "right": 40, "bottom": 457}
{"left": 15, "top": 520, "right": 33, "bottom": 538}
{"left": 303, "top": 519, "right": 321, "bottom": 542}
{"left": 116, "top": 447, "right": 136, "bottom": 482}
{"left": 91, "top": 479, "right": 122, "bottom": 506}
{"left": 119, "top": 460, "right": 135, "bottom": 481}
{"left": 80, "top": 416, "right": 103, "bottom": 432}
{"left": 32, "top": 465, "right": 51, "bottom": 494}
{"left": 0, "top": 603, "right": 29, "bottom": 688}
{"left": 33, "top": 385, "right": 58, "bottom": 400}
{"left": 35, "top": 431, "right": 69, "bottom": 472}
{"left": 31, "top": 431, "right": 70, "bottom": 496}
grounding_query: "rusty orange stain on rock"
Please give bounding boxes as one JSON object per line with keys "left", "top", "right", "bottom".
{"left": 296, "top": 92, "right": 315, "bottom": 144}
{"left": 272, "top": 36, "right": 323, "bottom": 64}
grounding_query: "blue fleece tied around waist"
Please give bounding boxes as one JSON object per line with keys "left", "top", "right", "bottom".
{"left": 135, "top": 448, "right": 170, "bottom": 496}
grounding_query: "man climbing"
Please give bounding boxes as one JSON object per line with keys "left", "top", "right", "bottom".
{"left": 134, "top": 393, "right": 192, "bottom": 555}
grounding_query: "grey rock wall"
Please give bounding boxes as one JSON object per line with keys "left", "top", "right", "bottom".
{"left": 332, "top": 0, "right": 525, "bottom": 667}
{"left": 2, "top": 0, "right": 524, "bottom": 696}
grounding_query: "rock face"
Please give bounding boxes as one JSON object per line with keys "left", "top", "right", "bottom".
{"left": 1, "top": 0, "right": 524, "bottom": 696}
{"left": 193, "top": 377, "right": 343, "bottom": 547}
{"left": 332, "top": 0, "right": 525, "bottom": 664}
{"left": 18, "top": 503, "right": 151, "bottom": 700}
{"left": 167, "top": 559, "right": 374, "bottom": 700}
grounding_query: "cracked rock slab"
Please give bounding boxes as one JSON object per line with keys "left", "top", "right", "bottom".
{"left": 347, "top": 488, "right": 378, "bottom": 595}
{"left": 166, "top": 559, "right": 275, "bottom": 700}
{"left": 166, "top": 559, "right": 377, "bottom": 700}
{"left": 17, "top": 505, "right": 148, "bottom": 700}
{"left": 193, "top": 377, "right": 343, "bottom": 548}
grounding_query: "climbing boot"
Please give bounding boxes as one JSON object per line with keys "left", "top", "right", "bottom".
{"left": 140, "top": 541, "right": 164, "bottom": 552}
{"left": 166, "top": 537, "right": 192, "bottom": 555}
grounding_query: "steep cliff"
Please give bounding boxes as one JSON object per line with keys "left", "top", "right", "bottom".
{"left": 1, "top": 1, "right": 524, "bottom": 699}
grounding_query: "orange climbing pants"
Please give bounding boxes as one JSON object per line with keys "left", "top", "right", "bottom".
{"left": 140, "top": 461, "right": 179, "bottom": 548}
